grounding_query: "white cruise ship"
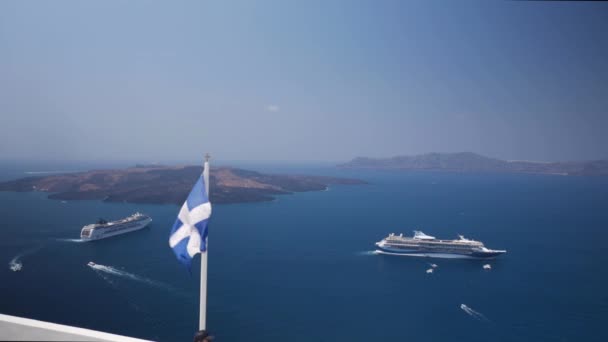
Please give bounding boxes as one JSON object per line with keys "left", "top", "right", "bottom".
{"left": 80, "top": 213, "right": 152, "bottom": 241}
{"left": 376, "top": 231, "right": 506, "bottom": 259}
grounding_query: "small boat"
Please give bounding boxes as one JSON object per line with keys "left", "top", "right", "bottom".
{"left": 430, "top": 263, "right": 438, "bottom": 268}
{"left": 87, "top": 262, "right": 96, "bottom": 267}
{"left": 426, "top": 268, "right": 433, "bottom": 274}
{"left": 483, "top": 264, "right": 492, "bottom": 270}
{"left": 10, "top": 263, "right": 22, "bottom": 272}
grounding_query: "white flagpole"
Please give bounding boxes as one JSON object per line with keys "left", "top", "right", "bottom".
{"left": 200, "top": 153, "right": 210, "bottom": 331}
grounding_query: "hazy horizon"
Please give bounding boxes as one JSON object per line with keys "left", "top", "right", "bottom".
{"left": 2, "top": 150, "right": 607, "bottom": 167}
{"left": 1, "top": 1, "right": 607, "bottom": 163}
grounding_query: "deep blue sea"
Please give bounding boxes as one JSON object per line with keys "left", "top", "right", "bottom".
{"left": 1, "top": 161, "right": 608, "bottom": 342}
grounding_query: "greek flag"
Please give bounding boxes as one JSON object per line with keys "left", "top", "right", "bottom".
{"left": 168, "top": 175, "right": 211, "bottom": 268}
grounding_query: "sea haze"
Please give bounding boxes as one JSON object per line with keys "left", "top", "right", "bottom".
{"left": 1, "top": 162, "right": 607, "bottom": 342}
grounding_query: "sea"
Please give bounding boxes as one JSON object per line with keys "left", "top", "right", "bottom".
{"left": 1, "top": 161, "right": 607, "bottom": 342}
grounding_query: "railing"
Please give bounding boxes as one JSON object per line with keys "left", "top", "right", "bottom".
{"left": 0, "top": 313, "right": 153, "bottom": 342}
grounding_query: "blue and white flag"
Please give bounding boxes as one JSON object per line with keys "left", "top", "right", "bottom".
{"left": 169, "top": 175, "right": 211, "bottom": 268}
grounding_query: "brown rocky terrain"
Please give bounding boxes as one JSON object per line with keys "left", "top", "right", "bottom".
{"left": 0, "top": 165, "right": 366, "bottom": 204}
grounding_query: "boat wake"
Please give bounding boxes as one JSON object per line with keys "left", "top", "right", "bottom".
{"left": 9, "top": 259, "right": 22, "bottom": 272}
{"left": 55, "top": 238, "right": 85, "bottom": 243}
{"left": 90, "top": 267, "right": 154, "bottom": 315}
{"left": 93, "top": 267, "right": 117, "bottom": 287}
{"left": 89, "top": 263, "right": 163, "bottom": 286}
{"left": 357, "top": 250, "right": 380, "bottom": 256}
{"left": 88, "top": 263, "right": 187, "bottom": 297}
{"left": 8, "top": 246, "right": 43, "bottom": 272}
{"left": 460, "top": 304, "right": 489, "bottom": 322}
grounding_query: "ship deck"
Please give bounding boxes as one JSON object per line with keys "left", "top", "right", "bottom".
{"left": 384, "top": 238, "right": 483, "bottom": 247}
{"left": 91, "top": 216, "right": 150, "bottom": 229}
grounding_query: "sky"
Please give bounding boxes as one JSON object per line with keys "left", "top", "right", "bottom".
{"left": 0, "top": 0, "right": 607, "bottom": 163}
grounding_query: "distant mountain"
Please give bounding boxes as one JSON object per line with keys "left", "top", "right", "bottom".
{"left": 0, "top": 166, "right": 366, "bottom": 204}
{"left": 338, "top": 152, "right": 608, "bottom": 176}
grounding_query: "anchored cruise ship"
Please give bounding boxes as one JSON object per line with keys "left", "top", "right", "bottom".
{"left": 375, "top": 231, "right": 506, "bottom": 259}
{"left": 80, "top": 213, "right": 152, "bottom": 241}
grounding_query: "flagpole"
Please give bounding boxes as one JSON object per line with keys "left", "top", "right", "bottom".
{"left": 200, "top": 153, "right": 210, "bottom": 331}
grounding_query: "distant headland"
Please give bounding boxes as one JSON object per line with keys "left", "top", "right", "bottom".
{"left": 339, "top": 152, "right": 608, "bottom": 176}
{"left": 0, "top": 166, "right": 366, "bottom": 204}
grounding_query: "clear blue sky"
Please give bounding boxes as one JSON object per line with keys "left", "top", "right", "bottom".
{"left": 1, "top": 0, "right": 607, "bottom": 163}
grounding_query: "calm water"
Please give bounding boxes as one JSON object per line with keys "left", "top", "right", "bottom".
{"left": 1, "top": 162, "right": 607, "bottom": 342}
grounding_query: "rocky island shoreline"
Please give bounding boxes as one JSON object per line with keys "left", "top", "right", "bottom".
{"left": 339, "top": 152, "right": 608, "bottom": 176}
{"left": 0, "top": 165, "right": 366, "bottom": 204}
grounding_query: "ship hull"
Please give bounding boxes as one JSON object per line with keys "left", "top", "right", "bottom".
{"left": 81, "top": 217, "right": 152, "bottom": 241}
{"left": 375, "top": 245, "right": 505, "bottom": 259}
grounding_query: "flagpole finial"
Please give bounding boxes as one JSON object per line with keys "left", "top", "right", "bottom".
{"left": 204, "top": 153, "right": 211, "bottom": 163}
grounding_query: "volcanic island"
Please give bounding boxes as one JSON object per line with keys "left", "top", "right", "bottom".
{"left": 0, "top": 165, "right": 366, "bottom": 204}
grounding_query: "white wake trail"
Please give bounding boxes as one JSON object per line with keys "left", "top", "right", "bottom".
{"left": 9, "top": 258, "right": 22, "bottom": 272}
{"left": 55, "top": 238, "right": 85, "bottom": 243}
{"left": 8, "top": 246, "right": 43, "bottom": 272}
{"left": 90, "top": 264, "right": 156, "bottom": 284}
{"left": 88, "top": 263, "right": 187, "bottom": 297}
{"left": 93, "top": 267, "right": 117, "bottom": 287}
{"left": 460, "top": 304, "right": 490, "bottom": 322}
{"left": 90, "top": 268, "right": 153, "bottom": 315}
{"left": 357, "top": 250, "right": 380, "bottom": 256}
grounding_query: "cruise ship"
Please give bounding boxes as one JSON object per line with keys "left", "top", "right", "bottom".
{"left": 80, "top": 213, "right": 152, "bottom": 241}
{"left": 375, "top": 231, "right": 506, "bottom": 259}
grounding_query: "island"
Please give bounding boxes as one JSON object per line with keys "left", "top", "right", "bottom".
{"left": 0, "top": 166, "right": 366, "bottom": 204}
{"left": 338, "top": 152, "right": 608, "bottom": 176}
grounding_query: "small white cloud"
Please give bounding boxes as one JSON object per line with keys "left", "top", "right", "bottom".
{"left": 266, "top": 104, "right": 280, "bottom": 112}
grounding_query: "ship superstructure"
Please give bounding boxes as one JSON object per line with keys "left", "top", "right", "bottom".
{"left": 80, "top": 213, "right": 152, "bottom": 241}
{"left": 375, "top": 231, "right": 506, "bottom": 259}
